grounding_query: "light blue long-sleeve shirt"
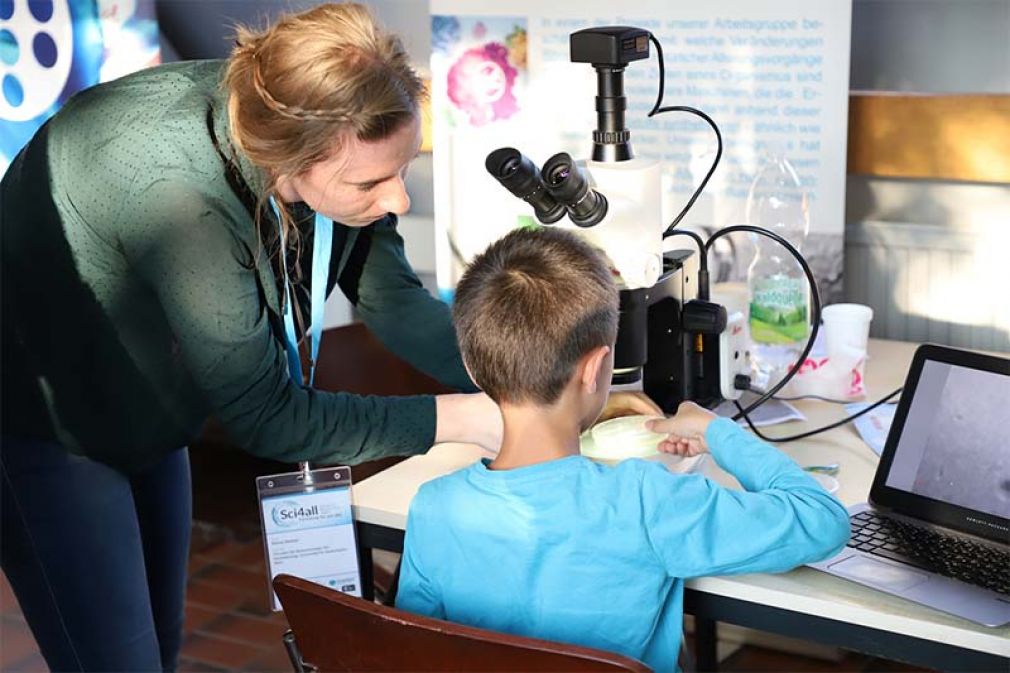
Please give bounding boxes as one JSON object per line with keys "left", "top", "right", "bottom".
{"left": 396, "top": 417, "right": 850, "bottom": 672}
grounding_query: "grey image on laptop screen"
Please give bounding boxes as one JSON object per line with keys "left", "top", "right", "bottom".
{"left": 884, "top": 360, "right": 1010, "bottom": 520}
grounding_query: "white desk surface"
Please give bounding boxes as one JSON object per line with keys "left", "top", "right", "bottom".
{"left": 352, "top": 339, "right": 1010, "bottom": 657}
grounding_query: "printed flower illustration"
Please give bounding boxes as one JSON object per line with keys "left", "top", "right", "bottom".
{"left": 505, "top": 27, "right": 527, "bottom": 70}
{"left": 431, "top": 16, "right": 460, "bottom": 55}
{"left": 446, "top": 42, "right": 518, "bottom": 127}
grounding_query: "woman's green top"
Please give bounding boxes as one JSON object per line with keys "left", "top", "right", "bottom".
{"left": 0, "top": 60, "right": 474, "bottom": 473}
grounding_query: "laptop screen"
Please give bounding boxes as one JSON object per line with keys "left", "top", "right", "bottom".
{"left": 883, "top": 359, "right": 1010, "bottom": 520}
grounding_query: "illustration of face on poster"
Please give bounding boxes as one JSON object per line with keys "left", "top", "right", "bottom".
{"left": 431, "top": 15, "right": 534, "bottom": 298}
{"left": 0, "top": 0, "right": 161, "bottom": 174}
{"left": 433, "top": 16, "right": 526, "bottom": 128}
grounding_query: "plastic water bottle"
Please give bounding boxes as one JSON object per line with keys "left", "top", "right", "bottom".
{"left": 745, "top": 155, "right": 811, "bottom": 390}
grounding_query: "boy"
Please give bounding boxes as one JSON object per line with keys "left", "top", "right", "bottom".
{"left": 396, "top": 228, "right": 849, "bottom": 671}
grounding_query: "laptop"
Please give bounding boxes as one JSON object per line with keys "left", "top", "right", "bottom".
{"left": 808, "top": 344, "right": 1010, "bottom": 627}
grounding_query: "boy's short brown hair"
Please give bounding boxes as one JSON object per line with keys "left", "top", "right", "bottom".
{"left": 453, "top": 227, "right": 618, "bottom": 405}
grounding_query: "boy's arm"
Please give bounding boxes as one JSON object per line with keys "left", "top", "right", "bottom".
{"left": 394, "top": 491, "right": 446, "bottom": 619}
{"left": 640, "top": 416, "right": 850, "bottom": 578}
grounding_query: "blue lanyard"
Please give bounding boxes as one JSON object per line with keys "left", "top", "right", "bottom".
{"left": 269, "top": 198, "right": 333, "bottom": 387}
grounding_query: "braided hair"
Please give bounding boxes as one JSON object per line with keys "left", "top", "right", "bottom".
{"left": 223, "top": 2, "right": 425, "bottom": 255}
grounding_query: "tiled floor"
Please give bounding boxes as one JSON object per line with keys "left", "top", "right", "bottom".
{"left": 1, "top": 527, "right": 294, "bottom": 673}
{"left": 178, "top": 532, "right": 294, "bottom": 672}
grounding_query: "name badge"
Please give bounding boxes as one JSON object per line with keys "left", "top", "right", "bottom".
{"left": 256, "top": 466, "right": 362, "bottom": 611}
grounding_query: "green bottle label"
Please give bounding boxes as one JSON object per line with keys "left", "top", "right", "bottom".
{"left": 749, "top": 277, "right": 809, "bottom": 344}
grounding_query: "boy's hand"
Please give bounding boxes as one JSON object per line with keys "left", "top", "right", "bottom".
{"left": 598, "top": 391, "right": 663, "bottom": 423}
{"left": 646, "top": 402, "right": 717, "bottom": 456}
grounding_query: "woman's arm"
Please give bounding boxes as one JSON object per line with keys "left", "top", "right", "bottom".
{"left": 126, "top": 184, "right": 442, "bottom": 465}
{"left": 338, "top": 215, "right": 478, "bottom": 393}
{"left": 434, "top": 393, "right": 502, "bottom": 450}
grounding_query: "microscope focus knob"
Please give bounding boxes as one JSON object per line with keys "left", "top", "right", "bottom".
{"left": 682, "top": 300, "right": 728, "bottom": 335}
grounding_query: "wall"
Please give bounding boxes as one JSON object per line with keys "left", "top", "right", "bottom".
{"left": 156, "top": 0, "right": 1010, "bottom": 349}
{"left": 846, "top": 0, "right": 1010, "bottom": 351}
{"left": 849, "top": 0, "right": 1010, "bottom": 94}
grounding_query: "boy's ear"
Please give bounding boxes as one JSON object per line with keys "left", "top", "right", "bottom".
{"left": 462, "top": 358, "right": 482, "bottom": 391}
{"left": 580, "top": 345, "right": 611, "bottom": 394}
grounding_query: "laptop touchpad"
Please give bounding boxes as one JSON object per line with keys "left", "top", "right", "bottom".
{"left": 828, "top": 555, "right": 930, "bottom": 592}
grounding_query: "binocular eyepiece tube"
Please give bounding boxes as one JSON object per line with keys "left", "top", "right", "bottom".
{"left": 541, "top": 153, "right": 608, "bottom": 228}
{"left": 485, "top": 148, "right": 566, "bottom": 224}
{"left": 486, "top": 148, "right": 608, "bottom": 228}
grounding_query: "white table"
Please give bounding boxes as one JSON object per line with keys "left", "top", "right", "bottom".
{"left": 351, "top": 340, "right": 1010, "bottom": 671}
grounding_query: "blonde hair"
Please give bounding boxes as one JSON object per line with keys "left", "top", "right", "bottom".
{"left": 224, "top": 2, "right": 424, "bottom": 258}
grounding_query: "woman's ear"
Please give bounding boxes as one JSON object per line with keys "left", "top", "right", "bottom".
{"left": 275, "top": 174, "right": 301, "bottom": 203}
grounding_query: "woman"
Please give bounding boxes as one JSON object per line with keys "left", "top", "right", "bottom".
{"left": 0, "top": 3, "right": 657, "bottom": 670}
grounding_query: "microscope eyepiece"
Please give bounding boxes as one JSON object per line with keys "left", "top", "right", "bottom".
{"left": 541, "top": 152, "right": 609, "bottom": 227}
{"left": 497, "top": 155, "right": 522, "bottom": 177}
{"left": 485, "top": 148, "right": 566, "bottom": 224}
{"left": 545, "top": 163, "right": 571, "bottom": 186}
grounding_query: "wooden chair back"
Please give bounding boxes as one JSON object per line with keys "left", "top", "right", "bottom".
{"left": 273, "top": 574, "right": 651, "bottom": 672}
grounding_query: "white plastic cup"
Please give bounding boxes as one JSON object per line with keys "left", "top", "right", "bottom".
{"left": 821, "top": 303, "right": 873, "bottom": 356}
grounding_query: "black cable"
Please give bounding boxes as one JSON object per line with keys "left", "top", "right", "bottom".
{"left": 704, "top": 225, "right": 821, "bottom": 421}
{"left": 648, "top": 33, "right": 665, "bottom": 118}
{"left": 664, "top": 228, "right": 705, "bottom": 255}
{"left": 666, "top": 230, "right": 709, "bottom": 299}
{"left": 646, "top": 33, "right": 815, "bottom": 419}
{"left": 734, "top": 388, "right": 903, "bottom": 443}
{"left": 646, "top": 32, "right": 723, "bottom": 237}
{"left": 747, "top": 385, "right": 868, "bottom": 405}
{"left": 664, "top": 229, "right": 709, "bottom": 300}
{"left": 654, "top": 106, "right": 723, "bottom": 236}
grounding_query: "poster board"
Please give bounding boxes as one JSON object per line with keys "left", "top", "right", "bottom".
{"left": 430, "top": 0, "right": 852, "bottom": 301}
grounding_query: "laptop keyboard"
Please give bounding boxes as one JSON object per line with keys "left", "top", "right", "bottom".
{"left": 849, "top": 511, "right": 1010, "bottom": 595}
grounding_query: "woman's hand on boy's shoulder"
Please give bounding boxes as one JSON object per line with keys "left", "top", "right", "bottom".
{"left": 598, "top": 391, "right": 663, "bottom": 423}
{"left": 647, "top": 402, "right": 716, "bottom": 457}
{"left": 435, "top": 392, "right": 504, "bottom": 452}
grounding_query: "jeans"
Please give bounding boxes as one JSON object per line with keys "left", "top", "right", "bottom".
{"left": 1, "top": 437, "right": 191, "bottom": 672}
